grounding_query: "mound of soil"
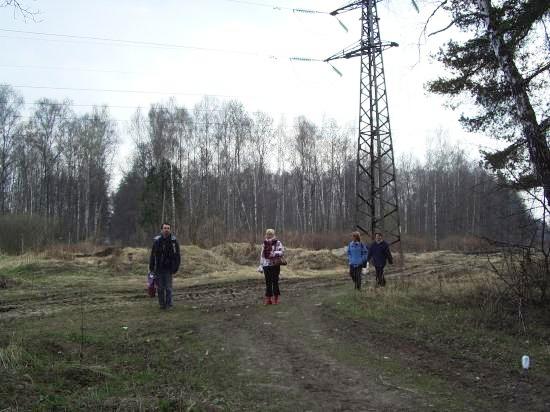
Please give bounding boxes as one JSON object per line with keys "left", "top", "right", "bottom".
{"left": 210, "top": 243, "right": 260, "bottom": 266}
{"left": 184, "top": 245, "right": 238, "bottom": 276}
{"left": 287, "top": 248, "right": 347, "bottom": 270}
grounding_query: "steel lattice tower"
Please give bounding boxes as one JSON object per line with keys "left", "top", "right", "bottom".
{"left": 326, "top": 0, "right": 401, "bottom": 248}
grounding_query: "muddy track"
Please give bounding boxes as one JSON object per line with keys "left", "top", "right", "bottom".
{"left": 178, "top": 276, "right": 348, "bottom": 309}
{"left": 196, "top": 277, "right": 429, "bottom": 411}
{"left": 0, "top": 262, "right": 469, "bottom": 320}
{"left": 0, "top": 275, "right": 347, "bottom": 320}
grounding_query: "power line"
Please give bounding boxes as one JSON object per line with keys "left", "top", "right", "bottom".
{"left": 0, "top": 28, "right": 265, "bottom": 56}
{"left": 220, "top": 0, "right": 329, "bottom": 14}
{"left": 0, "top": 29, "right": 324, "bottom": 63}
{"left": 9, "top": 84, "right": 257, "bottom": 99}
{"left": 0, "top": 63, "right": 153, "bottom": 76}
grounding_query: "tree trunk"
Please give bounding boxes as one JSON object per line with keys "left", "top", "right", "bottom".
{"left": 170, "top": 161, "right": 176, "bottom": 233}
{"left": 433, "top": 176, "right": 438, "bottom": 249}
{"left": 478, "top": 0, "right": 550, "bottom": 205}
{"left": 84, "top": 163, "right": 90, "bottom": 240}
{"left": 76, "top": 184, "right": 80, "bottom": 241}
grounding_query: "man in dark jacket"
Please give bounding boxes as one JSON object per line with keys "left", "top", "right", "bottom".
{"left": 366, "top": 232, "right": 393, "bottom": 287}
{"left": 149, "top": 223, "right": 181, "bottom": 309}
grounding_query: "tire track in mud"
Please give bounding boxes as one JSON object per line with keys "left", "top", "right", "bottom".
{"left": 178, "top": 276, "right": 347, "bottom": 309}
{"left": 0, "top": 276, "right": 346, "bottom": 320}
{"left": 0, "top": 258, "right": 481, "bottom": 321}
{"left": 194, "top": 277, "right": 428, "bottom": 411}
{"left": 0, "top": 262, "right": 491, "bottom": 410}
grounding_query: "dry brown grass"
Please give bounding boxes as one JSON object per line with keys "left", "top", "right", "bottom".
{"left": 282, "top": 231, "right": 350, "bottom": 250}
{"left": 210, "top": 242, "right": 260, "bottom": 266}
{"left": 286, "top": 247, "right": 347, "bottom": 270}
{"left": 41, "top": 242, "right": 102, "bottom": 260}
{"left": 0, "top": 242, "right": 498, "bottom": 292}
{"left": 0, "top": 336, "right": 23, "bottom": 372}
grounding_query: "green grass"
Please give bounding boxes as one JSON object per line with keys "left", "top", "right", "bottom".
{"left": 320, "top": 280, "right": 550, "bottom": 410}
{"left": 2, "top": 250, "right": 550, "bottom": 410}
{"left": 0, "top": 253, "right": 282, "bottom": 411}
{"left": 1, "top": 301, "right": 276, "bottom": 411}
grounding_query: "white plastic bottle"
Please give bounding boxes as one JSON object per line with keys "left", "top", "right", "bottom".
{"left": 521, "top": 355, "right": 530, "bottom": 369}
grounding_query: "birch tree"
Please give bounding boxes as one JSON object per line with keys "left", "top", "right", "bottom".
{"left": 427, "top": 0, "right": 550, "bottom": 204}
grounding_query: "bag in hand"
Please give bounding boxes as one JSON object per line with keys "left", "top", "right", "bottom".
{"left": 271, "top": 256, "right": 287, "bottom": 266}
{"left": 147, "top": 272, "right": 156, "bottom": 298}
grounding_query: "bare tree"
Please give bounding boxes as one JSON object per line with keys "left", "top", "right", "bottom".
{"left": 0, "top": 0, "right": 38, "bottom": 19}
{"left": 0, "top": 86, "right": 23, "bottom": 213}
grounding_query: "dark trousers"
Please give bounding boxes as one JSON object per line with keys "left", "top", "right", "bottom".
{"left": 349, "top": 265, "right": 362, "bottom": 289}
{"left": 263, "top": 265, "right": 280, "bottom": 297}
{"left": 375, "top": 266, "right": 386, "bottom": 287}
{"left": 157, "top": 271, "right": 173, "bottom": 308}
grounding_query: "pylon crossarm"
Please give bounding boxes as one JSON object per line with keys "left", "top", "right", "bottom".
{"left": 325, "top": 41, "right": 398, "bottom": 62}
{"left": 329, "top": 1, "right": 363, "bottom": 16}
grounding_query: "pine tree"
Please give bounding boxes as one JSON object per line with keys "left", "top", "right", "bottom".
{"left": 427, "top": 0, "right": 550, "bottom": 202}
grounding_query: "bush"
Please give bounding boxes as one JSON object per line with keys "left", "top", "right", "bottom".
{"left": 0, "top": 214, "right": 62, "bottom": 255}
{"left": 489, "top": 248, "right": 550, "bottom": 307}
{"left": 439, "top": 235, "right": 491, "bottom": 253}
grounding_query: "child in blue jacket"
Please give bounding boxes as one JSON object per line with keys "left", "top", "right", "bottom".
{"left": 347, "top": 231, "right": 368, "bottom": 290}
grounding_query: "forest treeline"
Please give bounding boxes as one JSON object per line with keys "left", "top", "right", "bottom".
{"left": 0, "top": 85, "right": 535, "bottom": 253}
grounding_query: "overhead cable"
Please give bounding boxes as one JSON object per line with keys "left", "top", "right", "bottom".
{"left": 221, "top": 0, "right": 328, "bottom": 14}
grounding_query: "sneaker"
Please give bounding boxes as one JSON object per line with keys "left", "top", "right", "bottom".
{"left": 264, "top": 297, "right": 272, "bottom": 305}
{"left": 273, "top": 295, "right": 280, "bottom": 304}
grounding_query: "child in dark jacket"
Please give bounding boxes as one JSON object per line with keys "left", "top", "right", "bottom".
{"left": 366, "top": 232, "right": 393, "bottom": 287}
{"left": 347, "top": 231, "right": 368, "bottom": 290}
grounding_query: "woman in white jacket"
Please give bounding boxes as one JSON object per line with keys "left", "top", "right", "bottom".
{"left": 259, "top": 228, "right": 285, "bottom": 305}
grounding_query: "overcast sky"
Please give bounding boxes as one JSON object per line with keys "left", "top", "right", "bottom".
{"left": 1, "top": 0, "right": 496, "bottom": 185}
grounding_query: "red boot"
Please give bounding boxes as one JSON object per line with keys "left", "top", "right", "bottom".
{"left": 264, "top": 296, "right": 272, "bottom": 305}
{"left": 273, "top": 295, "right": 280, "bottom": 305}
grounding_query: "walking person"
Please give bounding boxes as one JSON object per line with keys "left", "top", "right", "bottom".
{"left": 347, "top": 231, "right": 368, "bottom": 290}
{"left": 367, "top": 232, "right": 393, "bottom": 287}
{"left": 260, "top": 228, "right": 285, "bottom": 305}
{"left": 149, "top": 222, "right": 181, "bottom": 309}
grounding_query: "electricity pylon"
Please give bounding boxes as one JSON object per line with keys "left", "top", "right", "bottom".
{"left": 326, "top": 0, "right": 402, "bottom": 250}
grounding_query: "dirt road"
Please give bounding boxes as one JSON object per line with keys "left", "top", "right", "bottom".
{"left": 3, "top": 257, "right": 550, "bottom": 411}
{"left": 189, "top": 278, "right": 426, "bottom": 411}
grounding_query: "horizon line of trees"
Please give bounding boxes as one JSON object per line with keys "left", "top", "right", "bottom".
{"left": 0, "top": 85, "right": 536, "bottom": 253}
{"left": 0, "top": 85, "right": 117, "bottom": 252}
{"left": 111, "top": 96, "right": 535, "bottom": 249}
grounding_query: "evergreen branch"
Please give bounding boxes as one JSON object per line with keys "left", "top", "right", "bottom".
{"left": 420, "top": 0, "right": 448, "bottom": 41}
{"left": 523, "top": 61, "right": 550, "bottom": 84}
{"left": 428, "top": 10, "right": 483, "bottom": 37}
{"left": 428, "top": 18, "right": 458, "bottom": 37}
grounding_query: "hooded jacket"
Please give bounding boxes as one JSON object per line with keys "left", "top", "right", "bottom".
{"left": 367, "top": 240, "right": 393, "bottom": 268}
{"left": 347, "top": 241, "right": 368, "bottom": 267}
{"left": 149, "top": 234, "right": 181, "bottom": 274}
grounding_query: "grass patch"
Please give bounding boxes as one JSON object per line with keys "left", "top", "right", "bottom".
{"left": 0, "top": 335, "right": 23, "bottom": 371}
{"left": 321, "top": 273, "right": 550, "bottom": 410}
{"left": 3, "top": 247, "right": 550, "bottom": 410}
{"left": 0, "top": 301, "right": 288, "bottom": 411}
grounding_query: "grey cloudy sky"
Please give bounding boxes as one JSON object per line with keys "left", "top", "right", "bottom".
{"left": 1, "top": 0, "right": 494, "bottom": 181}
